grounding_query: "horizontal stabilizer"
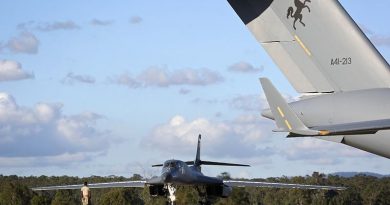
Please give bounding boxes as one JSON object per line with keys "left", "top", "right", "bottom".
{"left": 201, "top": 161, "right": 250, "bottom": 167}
{"left": 185, "top": 160, "right": 249, "bottom": 167}
{"left": 260, "top": 78, "right": 320, "bottom": 136}
{"left": 260, "top": 78, "right": 390, "bottom": 137}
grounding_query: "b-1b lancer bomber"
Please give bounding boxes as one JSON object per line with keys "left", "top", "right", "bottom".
{"left": 32, "top": 135, "right": 344, "bottom": 205}
{"left": 227, "top": 0, "right": 390, "bottom": 158}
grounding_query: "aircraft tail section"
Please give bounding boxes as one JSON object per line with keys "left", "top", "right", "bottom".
{"left": 194, "top": 134, "right": 202, "bottom": 167}
{"left": 228, "top": 0, "right": 390, "bottom": 93}
{"left": 186, "top": 135, "right": 249, "bottom": 169}
{"left": 259, "top": 78, "right": 322, "bottom": 136}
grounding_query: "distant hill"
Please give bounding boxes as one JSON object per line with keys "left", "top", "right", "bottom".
{"left": 329, "top": 172, "right": 390, "bottom": 178}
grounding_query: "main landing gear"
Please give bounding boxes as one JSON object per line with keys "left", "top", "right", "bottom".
{"left": 196, "top": 186, "right": 212, "bottom": 205}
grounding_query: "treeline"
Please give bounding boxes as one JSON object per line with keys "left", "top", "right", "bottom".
{"left": 0, "top": 172, "right": 390, "bottom": 205}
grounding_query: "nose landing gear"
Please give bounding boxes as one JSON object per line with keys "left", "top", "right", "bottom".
{"left": 165, "top": 184, "right": 177, "bottom": 205}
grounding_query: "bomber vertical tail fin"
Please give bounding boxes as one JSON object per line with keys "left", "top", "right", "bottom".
{"left": 194, "top": 134, "right": 202, "bottom": 167}
{"left": 185, "top": 135, "right": 250, "bottom": 168}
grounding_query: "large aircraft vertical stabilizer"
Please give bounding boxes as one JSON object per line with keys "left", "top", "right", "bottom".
{"left": 228, "top": 0, "right": 390, "bottom": 94}
{"left": 227, "top": 0, "right": 390, "bottom": 158}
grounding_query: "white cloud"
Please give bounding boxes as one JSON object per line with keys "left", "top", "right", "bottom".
{"left": 111, "top": 67, "right": 224, "bottom": 88}
{"left": 139, "top": 67, "right": 223, "bottom": 87}
{"left": 0, "top": 152, "right": 93, "bottom": 167}
{"left": 282, "top": 138, "right": 373, "bottom": 165}
{"left": 62, "top": 72, "right": 95, "bottom": 85}
{"left": 228, "top": 61, "right": 263, "bottom": 73}
{"left": 5, "top": 32, "right": 39, "bottom": 54}
{"left": 109, "top": 72, "right": 141, "bottom": 88}
{"left": 17, "top": 20, "right": 81, "bottom": 32}
{"left": 142, "top": 115, "right": 274, "bottom": 159}
{"left": 229, "top": 95, "right": 263, "bottom": 112}
{"left": 90, "top": 19, "right": 114, "bottom": 26}
{"left": 0, "top": 93, "right": 114, "bottom": 167}
{"left": 36, "top": 21, "right": 81, "bottom": 32}
{"left": 130, "top": 16, "right": 143, "bottom": 24}
{"left": 179, "top": 88, "right": 191, "bottom": 95}
{"left": 0, "top": 60, "right": 34, "bottom": 82}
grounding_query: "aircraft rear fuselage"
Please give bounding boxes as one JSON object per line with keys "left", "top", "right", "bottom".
{"left": 262, "top": 88, "right": 390, "bottom": 127}
{"left": 262, "top": 88, "right": 390, "bottom": 158}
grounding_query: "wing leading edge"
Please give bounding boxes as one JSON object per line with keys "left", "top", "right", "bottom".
{"left": 32, "top": 181, "right": 146, "bottom": 191}
{"left": 224, "top": 180, "right": 346, "bottom": 191}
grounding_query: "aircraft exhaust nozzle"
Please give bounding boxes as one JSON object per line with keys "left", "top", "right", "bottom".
{"left": 261, "top": 108, "right": 274, "bottom": 120}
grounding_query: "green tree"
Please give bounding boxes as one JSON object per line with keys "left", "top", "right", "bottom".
{"left": 0, "top": 182, "right": 32, "bottom": 205}
{"left": 99, "top": 188, "right": 143, "bottom": 205}
{"left": 31, "top": 194, "right": 51, "bottom": 205}
{"left": 217, "top": 172, "right": 231, "bottom": 180}
{"left": 51, "top": 190, "right": 78, "bottom": 205}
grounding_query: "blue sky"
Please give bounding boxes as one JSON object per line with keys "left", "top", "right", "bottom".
{"left": 0, "top": 0, "right": 389, "bottom": 179}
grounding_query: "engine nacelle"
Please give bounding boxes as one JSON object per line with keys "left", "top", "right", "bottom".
{"left": 206, "top": 184, "right": 232, "bottom": 198}
{"left": 148, "top": 185, "right": 166, "bottom": 197}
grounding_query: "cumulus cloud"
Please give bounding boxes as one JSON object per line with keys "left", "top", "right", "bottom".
{"left": 4, "top": 32, "right": 39, "bottom": 54}
{"left": 36, "top": 21, "right": 81, "bottom": 32}
{"left": 190, "top": 94, "right": 266, "bottom": 112}
{"left": 0, "top": 60, "right": 34, "bottom": 82}
{"left": 179, "top": 88, "right": 191, "bottom": 95}
{"left": 130, "top": 16, "right": 143, "bottom": 24}
{"left": 111, "top": 67, "right": 223, "bottom": 88}
{"left": 139, "top": 67, "right": 223, "bottom": 87}
{"left": 0, "top": 93, "right": 113, "bottom": 167}
{"left": 190, "top": 97, "right": 219, "bottom": 105}
{"left": 281, "top": 138, "right": 373, "bottom": 165}
{"left": 108, "top": 72, "right": 141, "bottom": 89}
{"left": 0, "top": 153, "right": 93, "bottom": 167}
{"left": 229, "top": 95, "right": 263, "bottom": 112}
{"left": 228, "top": 61, "right": 263, "bottom": 73}
{"left": 90, "top": 19, "right": 114, "bottom": 26}
{"left": 141, "top": 115, "right": 274, "bottom": 159}
{"left": 61, "top": 72, "right": 96, "bottom": 85}
{"left": 17, "top": 21, "right": 80, "bottom": 32}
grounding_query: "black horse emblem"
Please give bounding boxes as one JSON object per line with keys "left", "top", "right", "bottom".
{"left": 287, "top": 0, "right": 311, "bottom": 30}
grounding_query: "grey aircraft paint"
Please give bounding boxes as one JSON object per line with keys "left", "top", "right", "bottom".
{"left": 227, "top": 0, "right": 390, "bottom": 159}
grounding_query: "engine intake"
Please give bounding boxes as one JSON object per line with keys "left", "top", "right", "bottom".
{"left": 148, "top": 185, "right": 166, "bottom": 197}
